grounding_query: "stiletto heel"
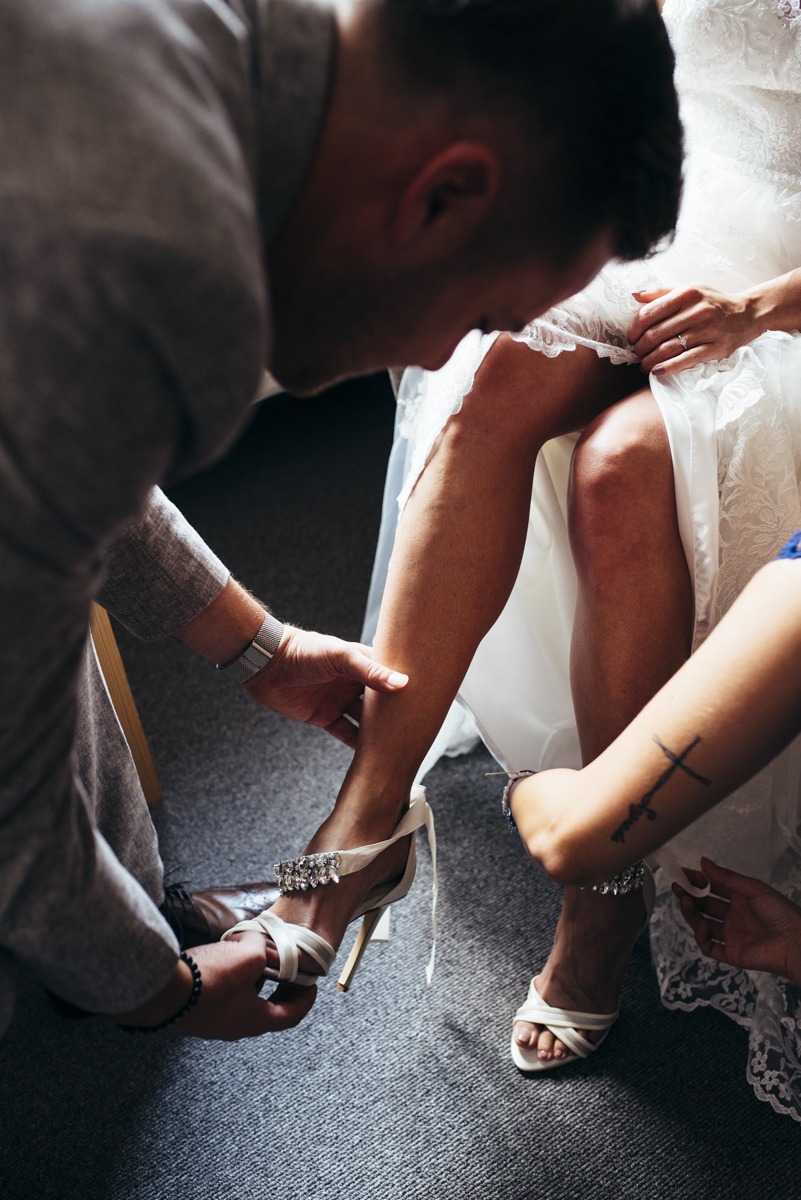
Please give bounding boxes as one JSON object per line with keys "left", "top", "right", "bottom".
{"left": 337, "top": 905, "right": 388, "bottom": 992}
{"left": 221, "top": 784, "right": 437, "bottom": 990}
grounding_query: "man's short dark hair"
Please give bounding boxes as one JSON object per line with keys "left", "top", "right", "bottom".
{"left": 376, "top": 0, "right": 682, "bottom": 265}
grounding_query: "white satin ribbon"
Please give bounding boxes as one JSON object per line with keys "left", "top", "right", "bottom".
{"left": 646, "top": 847, "right": 711, "bottom": 898}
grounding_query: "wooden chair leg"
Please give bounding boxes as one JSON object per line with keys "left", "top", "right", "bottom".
{"left": 90, "top": 603, "right": 162, "bottom": 804}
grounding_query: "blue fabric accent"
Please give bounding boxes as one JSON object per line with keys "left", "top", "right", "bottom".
{"left": 776, "top": 531, "right": 801, "bottom": 561}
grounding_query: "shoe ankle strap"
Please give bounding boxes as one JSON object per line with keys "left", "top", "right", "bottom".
{"left": 335, "top": 785, "right": 429, "bottom": 878}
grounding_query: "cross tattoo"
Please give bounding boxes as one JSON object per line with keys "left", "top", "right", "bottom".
{"left": 610, "top": 735, "right": 712, "bottom": 845}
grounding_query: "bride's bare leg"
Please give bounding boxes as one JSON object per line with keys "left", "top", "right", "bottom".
{"left": 514, "top": 391, "right": 694, "bottom": 1060}
{"left": 270, "top": 337, "right": 642, "bottom": 964}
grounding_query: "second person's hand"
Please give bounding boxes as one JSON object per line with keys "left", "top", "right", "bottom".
{"left": 675, "top": 858, "right": 801, "bottom": 986}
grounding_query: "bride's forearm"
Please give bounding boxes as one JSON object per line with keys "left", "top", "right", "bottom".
{"left": 513, "top": 559, "right": 801, "bottom": 885}
{"left": 742, "top": 267, "right": 801, "bottom": 339}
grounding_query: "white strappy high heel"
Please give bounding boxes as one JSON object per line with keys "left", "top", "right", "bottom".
{"left": 510, "top": 863, "right": 656, "bottom": 1072}
{"left": 221, "top": 784, "right": 437, "bottom": 992}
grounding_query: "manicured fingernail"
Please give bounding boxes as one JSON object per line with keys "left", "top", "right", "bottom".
{"left": 387, "top": 672, "right": 409, "bottom": 688}
{"left": 652, "top": 365, "right": 665, "bottom": 376}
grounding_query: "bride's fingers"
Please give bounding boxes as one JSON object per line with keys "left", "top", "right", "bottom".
{"left": 627, "top": 286, "right": 691, "bottom": 342}
{"left": 647, "top": 343, "right": 712, "bottom": 377}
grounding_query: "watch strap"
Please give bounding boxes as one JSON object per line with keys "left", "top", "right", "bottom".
{"left": 216, "top": 611, "right": 284, "bottom": 683}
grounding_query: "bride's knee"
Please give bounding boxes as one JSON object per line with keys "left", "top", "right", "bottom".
{"left": 568, "top": 390, "right": 673, "bottom": 572}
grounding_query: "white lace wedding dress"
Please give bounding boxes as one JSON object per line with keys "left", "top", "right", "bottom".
{"left": 364, "top": 0, "right": 801, "bottom": 1120}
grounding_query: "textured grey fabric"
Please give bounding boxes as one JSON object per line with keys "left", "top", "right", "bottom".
{"left": 0, "top": 0, "right": 334, "bottom": 1026}
{"left": 1, "top": 380, "right": 799, "bottom": 1200}
{"left": 98, "top": 489, "right": 230, "bottom": 642}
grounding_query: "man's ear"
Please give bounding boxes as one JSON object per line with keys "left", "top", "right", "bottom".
{"left": 392, "top": 141, "right": 502, "bottom": 250}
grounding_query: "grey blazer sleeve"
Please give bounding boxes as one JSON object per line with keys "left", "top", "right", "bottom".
{"left": 98, "top": 488, "right": 230, "bottom": 640}
{"left": 0, "top": 234, "right": 252, "bottom": 1027}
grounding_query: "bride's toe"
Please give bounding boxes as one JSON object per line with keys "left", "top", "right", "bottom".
{"left": 513, "top": 1020, "right": 535, "bottom": 1047}
{"left": 537, "top": 1028, "right": 556, "bottom": 1060}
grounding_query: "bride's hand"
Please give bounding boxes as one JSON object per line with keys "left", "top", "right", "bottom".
{"left": 627, "top": 285, "right": 759, "bottom": 376}
{"left": 244, "top": 625, "right": 408, "bottom": 747}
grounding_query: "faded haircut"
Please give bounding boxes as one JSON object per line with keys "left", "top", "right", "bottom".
{"left": 373, "top": 0, "right": 683, "bottom": 266}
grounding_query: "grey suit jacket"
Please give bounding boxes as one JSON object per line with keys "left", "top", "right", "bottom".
{"left": 0, "top": 0, "right": 334, "bottom": 1031}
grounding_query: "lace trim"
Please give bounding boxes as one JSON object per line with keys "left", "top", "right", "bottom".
{"left": 778, "top": 0, "right": 801, "bottom": 27}
{"left": 652, "top": 878, "right": 801, "bottom": 1124}
{"left": 511, "top": 320, "right": 636, "bottom": 366}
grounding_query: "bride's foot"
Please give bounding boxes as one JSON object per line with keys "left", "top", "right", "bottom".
{"left": 267, "top": 799, "right": 412, "bottom": 978}
{"left": 513, "top": 886, "right": 646, "bottom": 1061}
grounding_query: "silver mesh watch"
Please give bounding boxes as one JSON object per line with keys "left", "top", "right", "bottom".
{"left": 216, "top": 611, "right": 285, "bottom": 684}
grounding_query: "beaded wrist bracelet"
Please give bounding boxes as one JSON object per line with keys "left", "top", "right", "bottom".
{"left": 486, "top": 769, "right": 536, "bottom": 832}
{"left": 118, "top": 951, "right": 202, "bottom": 1034}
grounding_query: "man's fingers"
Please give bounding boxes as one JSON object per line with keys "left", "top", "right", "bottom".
{"left": 220, "top": 930, "right": 279, "bottom": 970}
{"left": 259, "top": 981, "right": 318, "bottom": 1030}
{"left": 339, "top": 646, "right": 409, "bottom": 693}
{"left": 323, "top": 714, "right": 359, "bottom": 748}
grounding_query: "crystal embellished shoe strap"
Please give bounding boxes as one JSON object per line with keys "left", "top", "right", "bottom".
{"left": 274, "top": 785, "right": 430, "bottom": 895}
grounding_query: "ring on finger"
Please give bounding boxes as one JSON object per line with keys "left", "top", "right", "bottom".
{"left": 677, "top": 332, "right": 688, "bottom": 351}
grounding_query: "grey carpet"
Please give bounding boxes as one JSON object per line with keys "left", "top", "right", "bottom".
{"left": 1, "top": 375, "right": 798, "bottom": 1199}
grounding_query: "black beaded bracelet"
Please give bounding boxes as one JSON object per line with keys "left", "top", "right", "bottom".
{"left": 118, "top": 951, "right": 202, "bottom": 1034}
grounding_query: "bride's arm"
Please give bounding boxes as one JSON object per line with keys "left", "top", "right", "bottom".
{"left": 626, "top": 267, "right": 801, "bottom": 377}
{"left": 510, "top": 555, "right": 801, "bottom": 886}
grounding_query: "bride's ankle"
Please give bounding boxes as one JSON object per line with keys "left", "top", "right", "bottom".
{"left": 330, "top": 783, "right": 411, "bottom": 834}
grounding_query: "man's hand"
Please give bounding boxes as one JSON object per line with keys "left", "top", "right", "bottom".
{"left": 244, "top": 625, "right": 408, "bottom": 747}
{"left": 675, "top": 858, "right": 801, "bottom": 987}
{"left": 174, "top": 579, "right": 408, "bottom": 748}
{"left": 111, "top": 934, "right": 316, "bottom": 1040}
